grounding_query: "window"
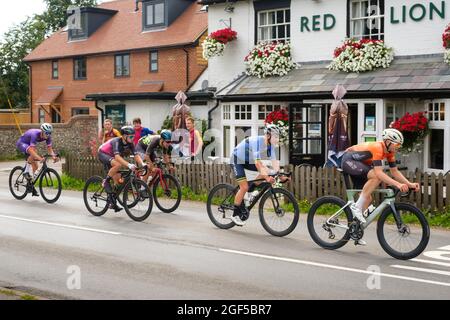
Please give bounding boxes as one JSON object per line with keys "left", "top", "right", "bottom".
{"left": 150, "top": 51, "right": 158, "bottom": 72}
{"left": 69, "top": 13, "right": 87, "bottom": 40}
{"left": 258, "top": 104, "right": 281, "bottom": 120}
{"left": 257, "top": 8, "right": 291, "bottom": 42}
{"left": 73, "top": 57, "right": 87, "bottom": 80}
{"left": 348, "top": 0, "right": 385, "bottom": 40}
{"left": 144, "top": 1, "right": 165, "bottom": 29}
{"left": 428, "top": 101, "right": 445, "bottom": 122}
{"left": 71, "top": 107, "right": 89, "bottom": 117}
{"left": 385, "top": 101, "right": 405, "bottom": 128}
{"left": 52, "top": 60, "right": 59, "bottom": 79}
{"left": 52, "top": 106, "right": 61, "bottom": 123}
{"left": 39, "top": 108, "right": 45, "bottom": 124}
{"left": 115, "top": 54, "right": 130, "bottom": 77}
{"left": 223, "top": 105, "right": 231, "bottom": 120}
{"left": 364, "top": 103, "right": 376, "bottom": 131}
{"left": 235, "top": 105, "right": 252, "bottom": 120}
{"left": 429, "top": 129, "right": 444, "bottom": 170}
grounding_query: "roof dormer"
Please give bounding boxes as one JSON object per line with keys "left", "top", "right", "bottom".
{"left": 68, "top": 7, "right": 117, "bottom": 41}
{"left": 141, "top": 0, "right": 196, "bottom": 31}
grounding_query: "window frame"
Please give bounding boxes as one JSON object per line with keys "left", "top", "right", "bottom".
{"left": 424, "top": 99, "right": 449, "bottom": 173}
{"left": 143, "top": 0, "right": 166, "bottom": 30}
{"left": 149, "top": 50, "right": 159, "bottom": 73}
{"left": 51, "top": 60, "right": 59, "bottom": 79}
{"left": 71, "top": 107, "right": 90, "bottom": 117}
{"left": 69, "top": 12, "right": 88, "bottom": 41}
{"left": 73, "top": 57, "right": 87, "bottom": 80}
{"left": 115, "top": 53, "right": 131, "bottom": 78}
{"left": 347, "top": 0, "right": 385, "bottom": 40}
{"left": 256, "top": 7, "right": 291, "bottom": 43}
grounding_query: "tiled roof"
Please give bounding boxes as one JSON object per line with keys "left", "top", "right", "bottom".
{"left": 24, "top": 0, "right": 207, "bottom": 62}
{"left": 35, "top": 87, "right": 63, "bottom": 104}
{"left": 217, "top": 54, "right": 450, "bottom": 98}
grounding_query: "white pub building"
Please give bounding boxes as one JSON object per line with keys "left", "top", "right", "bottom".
{"left": 196, "top": 0, "right": 450, "bottom": 173}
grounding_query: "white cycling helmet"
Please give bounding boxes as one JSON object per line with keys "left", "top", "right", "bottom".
{"left": 264, "top": 124, "right": 281, "bottom": 136}
{"left": 41, "top": 123, "right": 54, "bottom": 135}
{"left": 382, "top": 128, "right": 404, "bottom": 145}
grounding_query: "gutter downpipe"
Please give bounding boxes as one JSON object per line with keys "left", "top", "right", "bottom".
{"left": 94, "top": 100, "right": 105, "bottom": 127}
{"left": 208, "top": 97, "right": 221, "bottom": 130}
{"left": 183, "top": 47, "right": 190, "bottom": 87}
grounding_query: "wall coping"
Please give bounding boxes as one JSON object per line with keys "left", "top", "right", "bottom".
{"left": 0, "top": 115, "right": 98, "bottom": 130}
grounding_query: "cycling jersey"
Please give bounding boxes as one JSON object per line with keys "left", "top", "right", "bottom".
{"left": 349, "top": 141, "right": 396, "bottom": 167}
{"left": 138, "top": 135, "right": 173, "bottom": 162}
{"left": 98, "top": 137, "right": 136, "bottom": 158}
{"left": 16, "top": 129, "right": 52, "bottom": 156}
{"left": 232, "top": 136, "right": 276, "bottom": 165}
{"left": 102, "top": 128, "right": 121, "bottom": 143}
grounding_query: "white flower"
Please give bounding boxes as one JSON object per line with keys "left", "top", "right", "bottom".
{"left": 202, "top": 37, "right": 226, "bottom": 60}
{"left": 444, "top": 49, "right": 450, "bottom": 65}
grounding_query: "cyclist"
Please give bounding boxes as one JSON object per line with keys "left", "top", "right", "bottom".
{"left": 16, "top": 123, "right": 59, "bottom": 196}
{"left": 97, "top": 126, "right": 145, "bottom": 212}
{"left": 341, "top": 128, "right": 420, "bottom": 245}
{"left": 136, "top": 130, "right": 175, "bottom": 183}
{"left": 230, "top": 124, "right": 289, "bottom": 226}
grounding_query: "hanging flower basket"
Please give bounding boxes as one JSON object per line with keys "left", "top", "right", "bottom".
{"left": 391, "top": 112, "right": 429, "bottom": 154}
{"left": 328, "top": 38, "right": 394, "bottom": 73}
{"left": 244, "top": 41, "right": 299, "bottom": 78}
{"left": 265, "top": 109, "right": 289, "bottom": 146}
{"left": 202, "top": 28, "right": 237, "bottom": 60}
{"left": 442, "top": 23, "right": 450, "bottom": 65}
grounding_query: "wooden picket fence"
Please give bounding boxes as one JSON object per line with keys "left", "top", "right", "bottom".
{"left": 63, "top": 153, "right": 450, "bottom": 213}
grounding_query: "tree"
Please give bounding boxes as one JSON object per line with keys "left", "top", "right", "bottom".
{"left": 0, "top": 0, "right": 98, "bottom": 109}
{"left": 0, "top": 16, "right": 47, "bottom": 108}
{"left": 42, "top": 0, "right": 98, "bottom": 33}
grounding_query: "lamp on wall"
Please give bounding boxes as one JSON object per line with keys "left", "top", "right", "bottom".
{"left": 224, "top": 0, "right": 236, "bottom": 13}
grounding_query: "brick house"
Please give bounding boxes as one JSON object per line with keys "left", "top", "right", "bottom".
{"left": 24, "top": 0, "right": 211, "bottom": 132}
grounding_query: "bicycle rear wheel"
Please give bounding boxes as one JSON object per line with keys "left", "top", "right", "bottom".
{"left": 206, "top": 184, "right": 237, "bottom": 229}
{"left": 307, "top": 196, "right": 352, "bottom": 250}
{"left": 39, "top": 168, "right": 62, "bottom": 203}
{"left": 152, "top": 174, "right": 182, "bottom": 213}
{"left": 83, "top": 176, "right": 109, "bottom": 216}
{"left": 9, "top": 166, "right": 28, "bottom": 200}
{"left": 123, "top": 179, "right": 153, "bottom": 222}
{"left": 377, "top": 203, "right": 430, "bottom": 260}
{"left": 259, "top": 188, "right": 299, "bottom": 237}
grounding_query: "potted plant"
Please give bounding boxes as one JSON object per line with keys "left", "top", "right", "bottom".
{"left": 328, "top": 38, "right": 394, "bottom": 73}
{"left": 391, "top": 112, "right": 429, "bottom": 154}
{"left": 202, "top": 27, "right": 237, "bottom": 59}
{"left": 265, "top": 108, "right": 289, "bottom": 146}
{"left": 442, "top": 23, "right": 450, "bottom": 65}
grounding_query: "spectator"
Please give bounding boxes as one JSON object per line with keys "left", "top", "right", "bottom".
{"left": 185, "top": 117, "right": 203, "bottom": 161}
{"left": 98, "top": 119, "right": 121, "bottom": 144}
{"left": 133, "top": 118, "right": 154, "bottom": 145}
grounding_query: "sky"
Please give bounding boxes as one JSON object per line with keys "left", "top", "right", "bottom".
{"left": 0, "top": 0, "right": 112, "bottom": 41}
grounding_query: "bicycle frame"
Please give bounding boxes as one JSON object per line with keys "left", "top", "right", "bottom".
{"left": 326, "top": 188, "right": 402, "bottom": 231}
{"left": 234, "top": 181, "right": 273, "bottom": 212}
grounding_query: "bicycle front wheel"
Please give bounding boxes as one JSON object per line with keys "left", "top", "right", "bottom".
{"left": 377, "top": 203, "right": 430, "bottom": 260}
{"left": 206, "top": 183, "right": 237, "bottom": 229}
{"left": 307, "top": 196, "right": 352, "bottom": 250}
{"left": 39, "top": 168, "right": 62, "bottom": 203}
{"left": 123, "top": 179, "right": 153, "bottom": 222}
{"left": 152, "top": 174, "right": 182, "bottom": 213}
{"left": 259, "top": 188, "right": 299, "bottom": 237}
{"left": 83, "top": 176, "right": 109, "bottom": 216}
{"left": 9, "top": 166, "right": 28, "bottom": 200}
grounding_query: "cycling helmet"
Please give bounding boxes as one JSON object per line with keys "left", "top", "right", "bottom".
{"left": 41, "top": 123, "right": 53, "bottom": 135}
{"left": 120, "top": 126, "right": 135, "bottom": 136}
{"left": 382, "top": 128, "right": 404, "bottom": 145}
{"left": 160, "top": 130, "right": 172, "bottom": 141}
{"left": 264, "top": 124, "right": 281, "bottom": 136}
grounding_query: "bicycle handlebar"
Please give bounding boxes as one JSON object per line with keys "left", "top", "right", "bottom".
{"left": 388, "top": 186, "right": 415, "bottom": 198}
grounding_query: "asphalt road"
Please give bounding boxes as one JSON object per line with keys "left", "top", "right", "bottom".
{"left": 0, "top": 160, "right": 449, "bottom": 300}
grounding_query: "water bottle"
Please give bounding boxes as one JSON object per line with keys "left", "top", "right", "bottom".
{"left": 244, "top": 193, "right": 251, "bottom": 207}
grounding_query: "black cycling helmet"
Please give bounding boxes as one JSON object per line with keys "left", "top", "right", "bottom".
{"left": 120, "top": 126, "right": 135, "bottom": 135}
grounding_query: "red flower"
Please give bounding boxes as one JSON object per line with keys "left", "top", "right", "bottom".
{"left": 210, "top": 28, "right": 237, "bottom": 44}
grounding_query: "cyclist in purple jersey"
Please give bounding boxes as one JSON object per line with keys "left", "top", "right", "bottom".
{"left": 97, "top": 126, "right": 145, "bottom": 210}
{"left": 16, "top": 124, "right": 58, "bottom": 189}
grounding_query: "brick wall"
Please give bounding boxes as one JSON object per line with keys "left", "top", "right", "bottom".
{"left": 30, "top": 43, "right": 208, "bottom": 123}
{"left": 0, "top": 115, "right": 98, "bottom": 157}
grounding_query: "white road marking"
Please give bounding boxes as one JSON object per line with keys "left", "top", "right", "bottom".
{"left": 0, "top": 214, "right": 122, "bottom": 235}
{"left": 391, "top": 265, "right": 450, "bottom": 276}
{"left": 411, "top": 258, "right": 450, "bottom": 268}
{"left": 438, "top": 245, "right": 450, "bottom": 251}
{"left": 219, "top": 248, "right": 450, "bottom": 288}
{"left": 424, "top": 250, "right": 450, "bottom": 261}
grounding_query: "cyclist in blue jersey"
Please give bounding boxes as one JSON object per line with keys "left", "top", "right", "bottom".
{"left": 230, "top": 124, "right": 289, "bottom": 226}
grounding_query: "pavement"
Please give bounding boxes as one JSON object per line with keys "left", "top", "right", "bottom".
{"left": 0, "top": 160, "right": 450, "bottom": 300}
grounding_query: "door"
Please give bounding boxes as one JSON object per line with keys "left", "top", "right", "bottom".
{"left": 289, "top": 103, "right": 326, "bottom": 166}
